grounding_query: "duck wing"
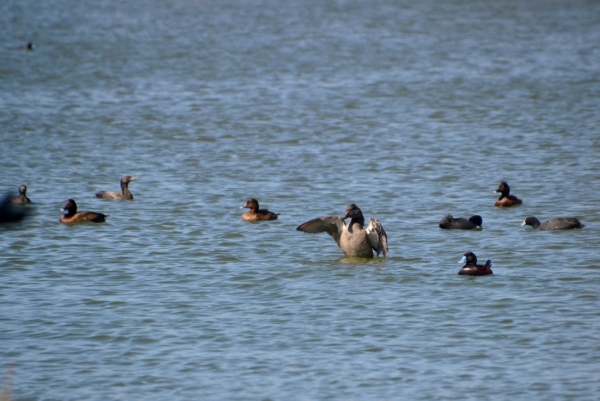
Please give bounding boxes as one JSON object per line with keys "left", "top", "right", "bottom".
{"left": 80, "top": 212, "right": 109, "bottom": 223}
{"left": 296, "top": 216, "right": 344, "bottom": 247}
{"left": 542, "top": 217, "right": 585, "bottom": 230}
{"left": 366, "top": 218, "right": 388, "bottom": 256}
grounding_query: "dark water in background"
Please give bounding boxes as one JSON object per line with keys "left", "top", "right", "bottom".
{"left": 1, "top": 0, "right": 600, "bottom": 399}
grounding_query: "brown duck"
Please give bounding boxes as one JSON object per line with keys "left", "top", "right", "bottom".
{"left": 296, "top": 203, "right": 388, "bottom": 258}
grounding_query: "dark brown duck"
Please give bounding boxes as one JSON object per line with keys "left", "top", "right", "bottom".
{"left": 240, "top": 198, "right": 279, "bottom": 221}
{"left": 60, "top": 199, "right": 108, "bottom": 224}
{"left": 494, "top": 181, "right": 522, "bottom": 207}
{"left": 458, "top": 251, "right": 493, "bottom": 276}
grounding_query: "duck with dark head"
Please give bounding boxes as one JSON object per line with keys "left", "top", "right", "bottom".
{"left": 60, "top": 199, "right": 108, "bottom": 224}
{"left": 458, "top": 251, "right": 493, "bottom": 276}
{"left": 240, "top": 198, "right": 279, "bottom": 221}
{"left": 522, "top": 216, "right": 584, "bottom": 230}
{"left": 494, "top": 181, "right": 522, "bottom": 207}
{"left": 0, "top": 193, "right": 29, "bottom": 224}
{"left": 439, "top": 214, "right": 482, "bottom": 230}
{"left": 95, "top": 176, "right": 137, "bottom": 200}
{"left": 296, "top": 203, "right": 388, "bottom": 258}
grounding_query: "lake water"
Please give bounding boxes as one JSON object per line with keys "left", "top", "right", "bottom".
{"left": 1, "top": 0, "right": 600, "bottom": 400}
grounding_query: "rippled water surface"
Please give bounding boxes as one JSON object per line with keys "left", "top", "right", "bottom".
{"left": 2, "top": 0, "right": 600, "bottom": 400}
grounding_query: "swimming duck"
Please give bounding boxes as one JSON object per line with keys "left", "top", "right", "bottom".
{"left": 296, "top": 203, "right": 388, "bottom": 258}
{"left": 0, "top": 193, "right": 28, "bottom": 224}
{"left": 458, "top": 251, "right": 493, "bottom": 276}
{"left": 522, "top": 216, "right": 584, "bottom": 230}
{"left": 240, "top": 198, "right": 279, "bottom": 221}
{"left": 439, "top": 214, "right": 482, "bottom": 230}
{"left": 8, "top": 185, "right": 32, "bottom": 204}
{"left": 20, "top": 42, "right": 33, "bottom": 50}
{"left": 95, "top": 176, "right": 137, "bottom": 200}
{"left": 494, "top": 181, "right": 522, "bottom": 207}
{"left": 60, "top": 199, "right": 108, "bottom": 224}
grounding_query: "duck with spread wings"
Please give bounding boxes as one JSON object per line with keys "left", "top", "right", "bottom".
{"left": 296, "top": 203, "right": 388, "bottom": 258}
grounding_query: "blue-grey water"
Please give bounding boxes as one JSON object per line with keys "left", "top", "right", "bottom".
{"left": 2, "top": 0, "right": 600, "bottom": 400}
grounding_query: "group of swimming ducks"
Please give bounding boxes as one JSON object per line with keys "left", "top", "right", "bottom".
{"left": 442, "top": 181, "right": 584, "bottom": 275}
{"left": 0, "top": 176, "right": 136, "bottom": 225}
{"left": 2, "top": 179, "right": 585, "bottom": 276}
{"left": 244, "top": 180, "right": 584, "bottom": 276}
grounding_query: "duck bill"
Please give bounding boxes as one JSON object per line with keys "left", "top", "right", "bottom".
{"left": 458, "top": 256, "right": 467, "bottom": 264}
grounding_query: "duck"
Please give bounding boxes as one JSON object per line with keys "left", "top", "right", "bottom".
{"left": 8, "top": 185, "right": 32, "bottom": 204}
{"left": 439, "top": 214, "right": 482, "bottom": 230}
{"left": 20, "top": 42, "right": 33, "bottom": 50}
{"left": 95, "top": 176, "right": 137, "bottom": 200}
{"left": 522, "top": 216, "right": 584, "bottom": 230}
{"left": 296, "top": 203, "right": 388, "bottom": 258}
{"left": 0, "top": 193, "right": 28, "bottom": 224}
{"left": 60, "top": 199, "right": 108, "bottom": 224}
{"left": 494, "top": 181, "right": 522, "bottom": 207}
{"left": 458, "top": 251, "right": 493, "bottom": 276}
{"left": 240, "top": 198, "right": 279, "bottom": 221}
